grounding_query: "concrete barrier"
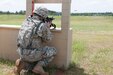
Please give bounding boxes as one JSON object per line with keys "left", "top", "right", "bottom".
{"left": 0, "top": 25, "right": 72, "bottom": 68}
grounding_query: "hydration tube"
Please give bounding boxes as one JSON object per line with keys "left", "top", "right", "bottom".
{"left": 32, "top": 0, "right": 34, "bottom": 15}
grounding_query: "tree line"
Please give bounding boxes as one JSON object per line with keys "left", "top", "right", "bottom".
{"left": 0, "top": 10, "right": 59, "bottom": 15}
{"left": 0, "top": 10, "right": 113, "bottom": 16}
{"left": 71, "top": 12, "right": 113, "bottom": 16}
{"left": 0, "top": 10, "right": 26, "bottom": 15}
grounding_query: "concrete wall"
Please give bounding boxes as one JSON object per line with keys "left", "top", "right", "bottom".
{"left": 0, "top": 25, "right": 72, "bottom": 67}
{"left": 0, "top": 25, "right": 20, "bottom": 60}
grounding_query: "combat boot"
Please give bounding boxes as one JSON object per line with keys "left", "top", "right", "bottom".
{"left": 13, "top": 59, "right": 25, "bottom": 75}
{"left": 32, "top": 64, "right": 49, "bottom": 75}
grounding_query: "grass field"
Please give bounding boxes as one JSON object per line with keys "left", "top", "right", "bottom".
{"left": 0, "top": 15, "right": 113, "bottom": 75}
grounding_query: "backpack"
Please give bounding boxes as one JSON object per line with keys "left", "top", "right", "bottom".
{"left": 17, "top": 16, "right": 42, "bottom": 48}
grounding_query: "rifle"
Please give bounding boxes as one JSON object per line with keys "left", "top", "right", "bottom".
{"left": 43, "top": 17, "right": 56, "bottom": 29}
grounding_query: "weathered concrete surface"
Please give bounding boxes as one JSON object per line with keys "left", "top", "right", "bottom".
{"left": 0, "top": 25, "right": 72, "bottom": 68}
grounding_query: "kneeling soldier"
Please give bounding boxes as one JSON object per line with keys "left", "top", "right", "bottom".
{"left": 14, "top": 7, "right": 57, "bottom": 75}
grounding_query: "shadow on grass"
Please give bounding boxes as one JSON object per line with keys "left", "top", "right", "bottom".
{"left": 66, "top": 63, "right": 89, "bottom": 75}
{"left": 44, "top": 63, "right": 89, "bottom": 75}
{"left": 20, "top": 64, "right": 89, "bottom": 75}
{"left": 0, "top": 58, "right": 90, "bottom": 75}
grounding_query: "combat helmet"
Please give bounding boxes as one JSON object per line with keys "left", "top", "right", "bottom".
{"left": 34, "top": 7, "right": 48, "bottom": 18}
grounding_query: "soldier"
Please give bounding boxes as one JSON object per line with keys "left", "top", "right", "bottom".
{"left": 14, "top": 7, "right": 57, "bottom": 75}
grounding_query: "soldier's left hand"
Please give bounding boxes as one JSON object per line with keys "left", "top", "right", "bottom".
{"left": 45, "top": 22, "right": 52, "bottom": 28}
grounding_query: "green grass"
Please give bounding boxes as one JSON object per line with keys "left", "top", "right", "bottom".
{"left": 71, "top": 16, "right": 113, "bottom": 31}
{"left": 0, "top": 15, "right": 113, "bottom": 75}
{"left": 72, "top": 40, "right": 86, "bottom": 63}
{"left": 88, "top": 48, "right": 113, "bottom": 75}
{"left": 1, "top": 15, "right": 113, "bottom": 31}
{"left": 0, "top": 58, "right": 14, "bottom": 66}
{"left": 0, "top": 58, "right": 14, "bottom": 75}
{"left": 0, "top": 14, "right": 25, "bottom": 25}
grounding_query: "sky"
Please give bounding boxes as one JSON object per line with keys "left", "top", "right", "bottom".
{"left": 0, "top": 0, "right": 113, "bottom": 13}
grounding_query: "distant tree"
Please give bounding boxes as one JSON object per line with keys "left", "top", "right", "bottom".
{"left": 18, "top": 10, "right": 25, "bottom": 15}
{"left": 71, "top": 12, "right": 113, "bottom": 16}
{"left": 6, "top": 11, "right": 10, "bottom": 14}
{"left": 19, "top": 10, "right": 23, "bottom": 14}
{"left": 0, "top": 11, "right": 3, "bottom": 14}
{"left": 15, "top": 11, "right": 18, "bottom": 14}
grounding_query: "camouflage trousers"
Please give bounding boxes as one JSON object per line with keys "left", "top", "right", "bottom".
{"left": 17, "top": 46, "right": 57, "bottom": 66}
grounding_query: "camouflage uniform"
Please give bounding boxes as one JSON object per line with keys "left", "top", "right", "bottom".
{"left": 17, "top": 7, "right": 57, "bottom": 67}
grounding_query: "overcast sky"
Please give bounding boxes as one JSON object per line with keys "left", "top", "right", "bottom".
{"left": 0, "top": 0, "right": 113, "bottom": 13}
